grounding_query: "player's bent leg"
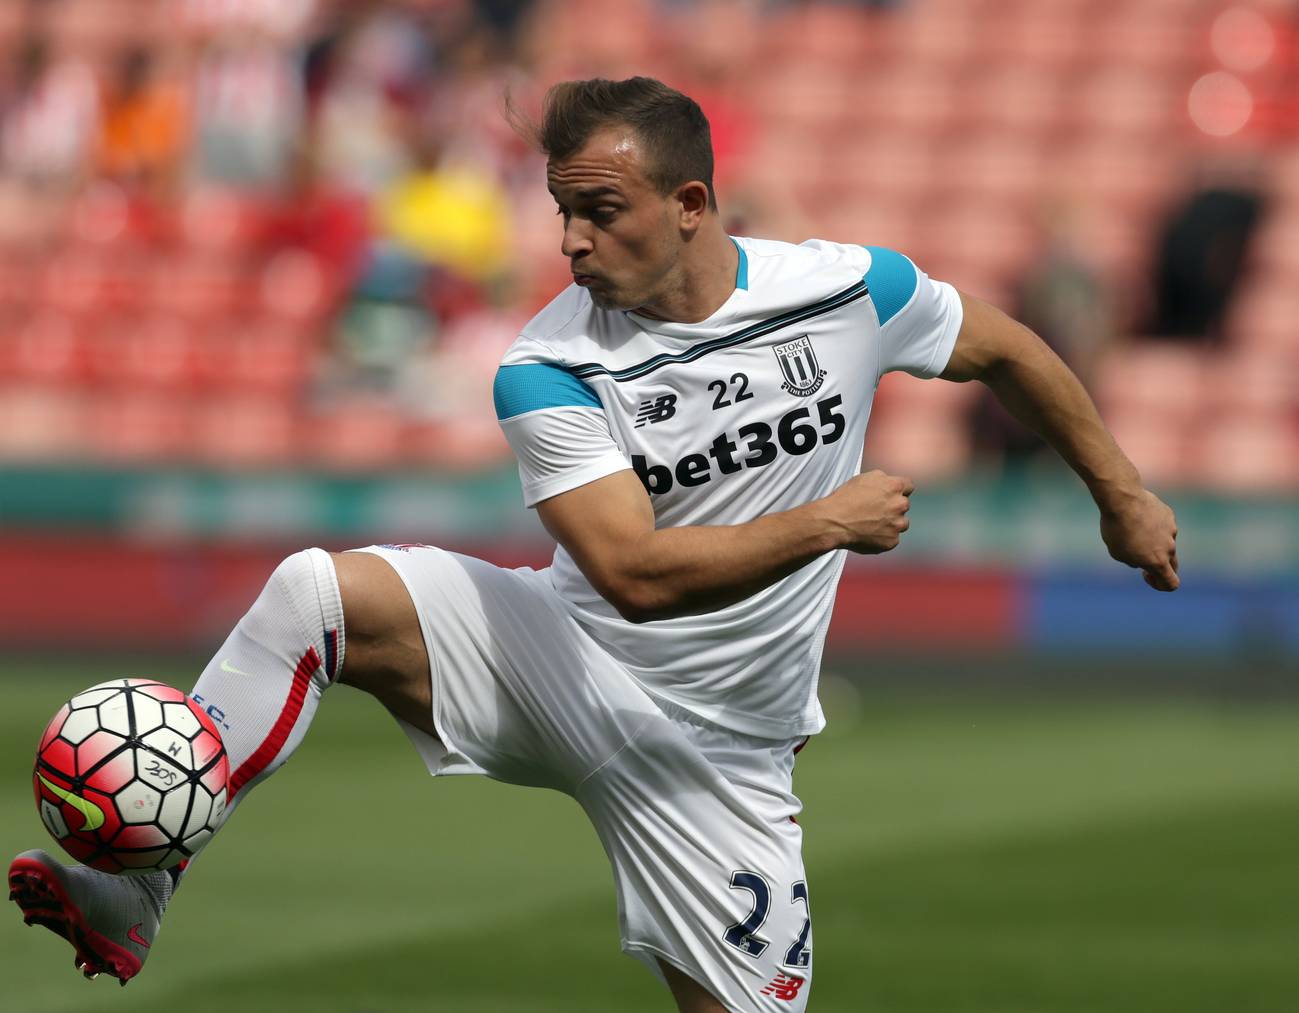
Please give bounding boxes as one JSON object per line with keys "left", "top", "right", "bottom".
{"left": 9, "top": 546, "right": 434, "bottom": 986}
{"left": 660, "top": 959, "right": 731, "bottom": 1013}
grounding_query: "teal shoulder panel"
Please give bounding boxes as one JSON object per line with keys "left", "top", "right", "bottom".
{"left": 863, "top": 246, "right": 918, "bottom": 326}
{"left": 493, "top": 363, "right": 602, "bottom": 421}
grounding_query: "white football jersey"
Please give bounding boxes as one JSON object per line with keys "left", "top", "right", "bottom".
{"left": 494, "top": 237, "right": 963, "bottom": 738}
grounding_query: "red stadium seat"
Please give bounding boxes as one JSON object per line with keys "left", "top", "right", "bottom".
{"left": 0, "top": 386, "right": 86, "bottom": 461}
{"left": 759, "top": 3, "right": 878, "bottom": 69}
{"left": 40, "top": 250, "right": 109, "bottom": 315}
{"left": 1265, "top": 147, "right": 1299, "bottom": 200}
{"left": 1227, "top": 279, "right": 1299, "bottom": 352}
{"left": 195, "top": 318, "right": 313, "bottom": 396}
{"left": 980, "top": 6, "right": 1090, "bottom": 71}
{"left": 259, "top": 248, "right": 332, "bottom": 323}
{"left": 7, "top": 312, "right": 87, "bottom": 386}
{"left": 408, "top": 415, "right": 512, "bottom": 471}
{"left": 819, "top": 203, "right": 919, "bottom": 259}
{"left": 181, "top": 189, "right": 270, "bottom": 253}
{"left": 1066, "top": 68, "right": 1182, "bottom": 140}
{"left": 1092, "top": 7, "right": 1199, "bottom": 71}
{"left": 1204, "top": 351, "right": 1299, "bottom": 419}
{"left": 942, "top": 134, "right": 1046, "bottom": 203}
{"left": 852, "top": 68, "right": 961, "bottom": 136}
{"left": 1102, "top": 407, "right": 1195, "bottom": 486}
{"left": 749, "top": 65, "right": 852, "bottom": 138}
{"left": 1248, "top": 209, "right": 1299, "bottom": 278}
{"left": 539, "top": 0, "right": 660, "bottom": 67}
{"left": 921, "top": 199, "right": 1037, "bottom": 279}
{"left": 862, "top": 407, "right": 972, "bottom": 483}
{"left": 888, "top": 8, "right": 980, "bottom": 71}
{"left": 820, "top": 136, "right": 942, "bottom": 210}
{"left": 148, "top": 254, "right": 252, "bottom": 321}
{"left": 113, "top": 315, "right": 197, "bottom": 389}
{"left": 189, "top": 394, "right": 298, "bottom": 468}
{"left": 1051, "top": 138, "right": 1179, "bottom": 212}
{"left": 304, "top": 400, "right": 405, "bottom": 471}
{"left": 964, "top": 66, "right": 1066, "bottom": 135}
{"left": 83, "top": 391, "right": 196, "bottom": 464}
{"left": 1096, "top": 344, "right": 1207, "bottom": 435}
{"left": 1193, "top": 416, "right": 1299, "bottom": 492}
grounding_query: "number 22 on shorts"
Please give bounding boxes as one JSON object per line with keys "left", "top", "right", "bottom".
{"left": 723, "top": 872, "right": 812, "bottom": 968}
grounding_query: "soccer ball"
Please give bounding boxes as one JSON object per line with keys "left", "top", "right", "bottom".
{"left": 32, "top": 679, "right": 229, "bottom": 875}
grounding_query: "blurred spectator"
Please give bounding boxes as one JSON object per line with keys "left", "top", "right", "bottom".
{"left": 0, "top": 33, "right": 98, "bottom": 189}
{"left": 95, "top": 45, "right": 189, "bottom": 193}
{"left": 1016, "top": 201, "right": 1114, "bottom": 385}
{"left": 192, "top": 33, "right": 302, "bottom": 188}
{"left": 1147, "top": 165, "right": 1265, "bottom": 342}
{"left": 969, "top": 200, "right": 1114, "bottom": 470}
{"left": 309, "top": 6, "right": 432, "bottom": 193}
{"left": 377, "top": 133, "right": 512, "bottom": 285}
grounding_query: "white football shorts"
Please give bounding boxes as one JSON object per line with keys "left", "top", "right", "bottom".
{"left": 355, "top": 544, "right": 814, "bottom": 1012}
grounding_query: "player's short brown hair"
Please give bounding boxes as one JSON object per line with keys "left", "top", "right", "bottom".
{"left": 522, "top": 77, "right": 718, "bottom": 211}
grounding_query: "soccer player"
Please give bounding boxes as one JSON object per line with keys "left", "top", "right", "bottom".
{"left": 10, "top": 78, "right": 1178, "bottom": 1012}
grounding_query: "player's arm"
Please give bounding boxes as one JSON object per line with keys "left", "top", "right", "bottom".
{"left": 940, "top": 291, "right": 1180, "bottom": 591}
{"left": 537, "top": 467, "right": 912, "bottom": 623}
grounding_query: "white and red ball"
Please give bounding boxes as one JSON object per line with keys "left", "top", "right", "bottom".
{"left": 33, "top": 679, "right": 229, "bottom": 875}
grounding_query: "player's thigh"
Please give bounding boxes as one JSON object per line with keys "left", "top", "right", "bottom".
{"left": 330, "top": 550, "right": 434, "bottom": 737}
{"left": 350, "top": 544, "right": 662, "bottom": 790}
{"left": 579, "top": 715, "right": 813, "bottom": 1012}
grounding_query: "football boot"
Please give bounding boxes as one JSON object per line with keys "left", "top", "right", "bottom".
{"left": 8, "top": 849, "right": 172, "bottom": 985}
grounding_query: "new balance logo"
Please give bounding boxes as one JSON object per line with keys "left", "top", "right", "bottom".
{"left": 634, "top": 393, "right": 677, "bottom": 428}
{"left": 760, "top": 973, "right": 806, "bottom": 1001}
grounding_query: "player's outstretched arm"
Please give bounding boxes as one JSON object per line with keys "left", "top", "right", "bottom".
{"left": 537, "top": 467, "right": 912, "bottom": 623}
{"left": 940, "top": 291, "right": 1180, "bottom": 591}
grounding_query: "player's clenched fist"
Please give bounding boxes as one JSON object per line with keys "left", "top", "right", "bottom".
{"left": 822, "top": 469, "right": 915, "bottom": 554}
{"left": 1099, "top": 487, "right": 1180, "bottom": 591}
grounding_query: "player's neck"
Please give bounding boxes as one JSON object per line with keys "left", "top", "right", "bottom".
{"left": 633, "top": 225, "right": 739, "bottom": 324}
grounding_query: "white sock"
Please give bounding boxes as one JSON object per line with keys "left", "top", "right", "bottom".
{"left": 179, "top": 548, "right": 345, "bottom": 877}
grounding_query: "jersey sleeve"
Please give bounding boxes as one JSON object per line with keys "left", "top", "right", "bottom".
{"left": 865, "top": 246, "right": 964, "bottom": 379}
{"left": 493, "top": 362, "right": 630, "bottom": 507}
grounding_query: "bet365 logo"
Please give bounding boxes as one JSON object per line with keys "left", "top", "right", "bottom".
{"left": 632, "top": 395, "right": 845, "bottom": 495}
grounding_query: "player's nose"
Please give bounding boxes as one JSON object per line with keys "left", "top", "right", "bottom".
{"left": 561, "top": 219, "right": 594, "bottom": 259}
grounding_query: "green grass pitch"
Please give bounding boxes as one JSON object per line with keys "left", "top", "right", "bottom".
{"left": 3, "top": 660, "right": 1297, "bottom": 1012}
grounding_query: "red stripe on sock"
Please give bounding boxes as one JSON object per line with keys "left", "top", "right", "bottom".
{"left": 228, "top": 646, "right": 320, "bottom": 799}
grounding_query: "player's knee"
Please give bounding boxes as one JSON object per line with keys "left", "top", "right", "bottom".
{"left": 259, "top": 548, "right": 345, "bottom": 687}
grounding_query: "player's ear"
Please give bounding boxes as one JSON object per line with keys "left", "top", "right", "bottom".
{"left": 674, "top": 180, "right": 710, "bottom": 233}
